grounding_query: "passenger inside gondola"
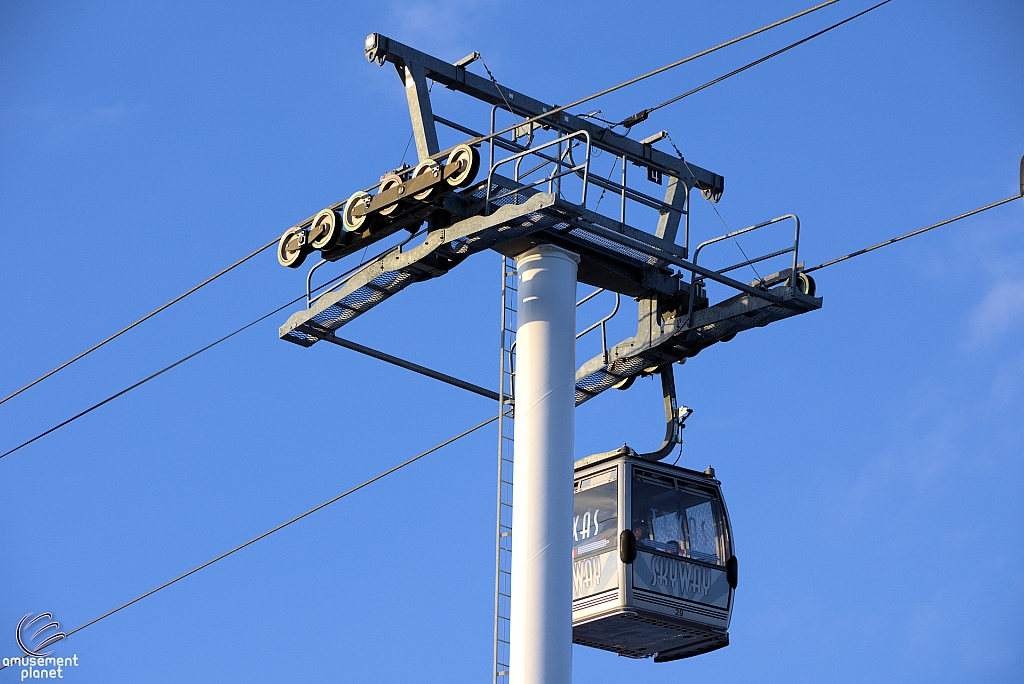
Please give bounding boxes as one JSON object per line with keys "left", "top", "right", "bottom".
{"left": 632, "top": 475, "right": 725, "bottom": 565}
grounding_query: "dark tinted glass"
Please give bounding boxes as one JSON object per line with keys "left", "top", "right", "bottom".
{"left": 631, "top": 474, "right": 724, "bottom": 566}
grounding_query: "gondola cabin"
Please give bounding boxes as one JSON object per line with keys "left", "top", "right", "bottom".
{"left": 572, "top": 446, "right": 737, "bottom": 662}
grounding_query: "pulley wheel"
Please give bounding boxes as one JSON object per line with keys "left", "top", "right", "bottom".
{"left": 611, "top": 375, "right": 635, "bottom": 391}
{"left": 793, "top": 272, "right": 816, "bottom": 296}
{"left": 445, "top": 144, "right": 480, "bottom": 188}
{"left": 277, "top": 227, "right": 308, "bottom": 269}
{"left": 308, "top": 209, "right": 342, "bottom": 250}
{"left": 411, "top": 159, "right": 441, "bottom": 201}
{"left": 343, "top": 191, "right": 371, "bottom": 233}
{"left": 377, "top": 174, "right": 404, "bottom": 217}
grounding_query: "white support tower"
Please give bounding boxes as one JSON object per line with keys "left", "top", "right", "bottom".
{"left": 509, "top": 245, "right": 579, "bottom": 684}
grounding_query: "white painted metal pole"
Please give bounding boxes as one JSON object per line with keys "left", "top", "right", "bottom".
{"left": 510, "top": 244, "right": 579, "bottom": 684}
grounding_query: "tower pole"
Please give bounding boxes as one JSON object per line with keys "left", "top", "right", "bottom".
{"left": 510, "top": 244, "right": 579, "bottom": 684}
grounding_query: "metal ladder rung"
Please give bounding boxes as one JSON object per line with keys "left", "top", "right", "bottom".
{"left": 493, "top": 254, "right": 516, "bottom": 684}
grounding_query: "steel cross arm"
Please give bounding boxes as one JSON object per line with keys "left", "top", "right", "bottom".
{"left": 365, "top": 33, "right": 724, "bottom": 195}
{"left": 314, "top": 332, "right": 501, "bottom": 402}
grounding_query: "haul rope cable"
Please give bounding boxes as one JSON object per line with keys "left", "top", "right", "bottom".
{"left": 0, "top": 294, "right": 302, "bottom": 461}
{"left": 0, "top": 0, "right": 842, "bottom": 409}
{"left": 616, "top": 0, "right": 893, "bottom": 128}
{"left": 0, "top": 237, "right": 278, "bottom": 408}
{"left": 0, "top": 165, "right": 423, "bottom": 411}
{"left": 804, "top": 193, "right": 1023, "bottom": 273}
{"left": 0, "top": 243, "right": 497, "bottom": 462}
{"left": 468, "top": 0, "right": 844, "bottom": 147}
{"left": 0, "top": 413, "right": 500, "bottom": 672}
{"left": 1, "top": 204, "right": 421, "bottom": 410}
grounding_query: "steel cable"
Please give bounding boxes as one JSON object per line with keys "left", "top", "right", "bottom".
{"left": 465, "top": 0, "right": 842, "bottom": 148}
{"left": 679, "top": 155, "right": 763, "bottom": 282}
{"left": 804, "top": 194, "right": 1023, "bottom": 273}
{"left": 617, "top": 0, "right": 894, "bottom": 128}
{"left": 1, "top": 228, "right": 505, "bottom": 462}
{"left": 0, "top": 238, "right": 278, "bottom": 408}
{"left": 0, "top": 233, "right": 435, "bottom": 462}
{"left": 0, "top": 294, "right": 305, "bottom": 462}
{"left": 0, "top": 412, "right": 499, "bottom": 671}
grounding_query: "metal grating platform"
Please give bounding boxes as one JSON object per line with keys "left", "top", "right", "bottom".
{"left": 280, "top": 183, "right": 555, "bottom": 346}
{"left": 281, "top": 174, "right": 820, "bottom": 407}
{"left": 575, "top": 288, "right": 821, "bottom": 405}
{"left": 280, "top": 177, "right": 691, "bottom": 346}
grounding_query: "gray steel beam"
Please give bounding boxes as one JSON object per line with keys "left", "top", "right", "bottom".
{"left": 397, "top": 61, "right": 440, "bottom": 161}
{"left": 365, "top": 33, "right": 724, "bottom": 197}
{"left": 655, "top": 175, "right": 686, "bottom": 244}
{"left": 315, "top": 332, "right": 500, "bottom": 401}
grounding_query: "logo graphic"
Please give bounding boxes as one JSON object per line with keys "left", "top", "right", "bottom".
{"left": 16, "top": 613, "right": 66, "bottom": 657}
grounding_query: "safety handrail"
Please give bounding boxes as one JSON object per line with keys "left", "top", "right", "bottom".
{"left": 685, "top": 214, "right": 801, "bottom": 323}
{"left": 564, "top": 142, "right": 684, "bottom": 215}
{"left": 692, "top": 214, "right": 799, "bottom": 267}
{"left": 576, "top": 288, "right": 620, "bottom": 364}
{"left": 480, "top": 109, "right": 689, "bottom": 250}
{"left": 715, "top": 246, "right": 793, "bottom": 276}
{"left": 485, "top": 130, "right": 591, "bottom": 210}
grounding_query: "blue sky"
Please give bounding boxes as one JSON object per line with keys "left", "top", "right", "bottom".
{"left": 1, "top": 1, "right": 1021, "bottom": 682}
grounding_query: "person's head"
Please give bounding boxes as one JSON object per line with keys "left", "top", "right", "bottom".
{"left": 633, "top": 522, "right": 648, "bottom": 540}
{"left": 666, "top": 540, "right": 680, "bottom": 554}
